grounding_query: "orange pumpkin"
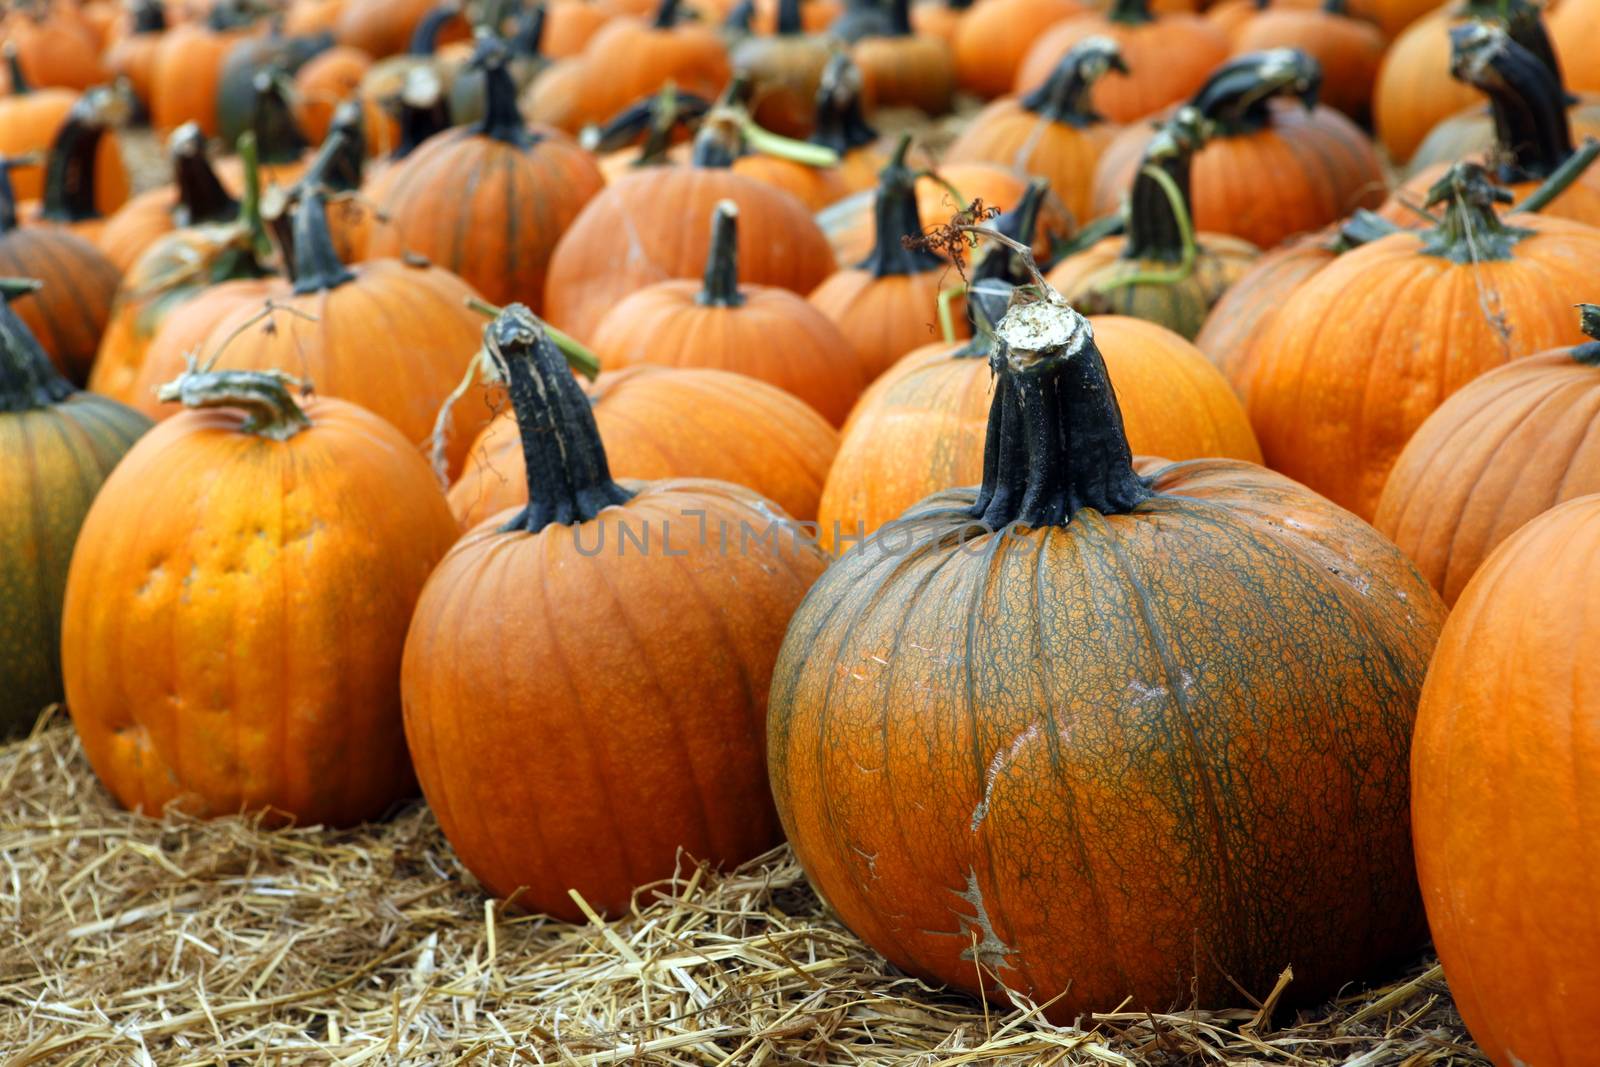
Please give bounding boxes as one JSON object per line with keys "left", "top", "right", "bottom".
{"left": 1551, "top": 0, "right": 1600, "bottom": 93}
{"left": 543, "top": 0, "right": 613, "bottom": 58}
{"left": 819, "top": 298, "right": 1263, "bottom": 550}
{"left": 590, "top": 200, "right": 863, "bottom": 424}
{"left": 1, "top": 2, "right": 106, "bottom": 90}
{"left": 336, "top": 0, "right": 466, "bottom": 58}
{"left": 545, "top": 128, "right": 836, "bottom": 342}
{"left": 291, "top": 44, "right": 396, "bottom": 150}
{"left": 62, "top": 364, "right": 460, "bottom": 826}
{"left": 149, "top": 10, "right": 257, "bottom": 136}
{"left": 1014, "top": 0, "right": 1229, "bottom": 123}
{"left": 0, "top": 56, "right": 129, "bottom": 214}
{"left": 103, "top": 0, "right": 168, "bottom": 111}
{"left": 852, "top": 0, "right": 956, "bottom": 114}
{"left": 408, "top": 309, "right": 828, "bottom": 916}
{"left": 1375, "top": 307, "right": 1600, "bottom": 605}
{"left": 22, "top": 87, "right": 131, "bottom": 243}
{"left": 1411, "top": 492, "right": 1600, "bottom": 1067}
{"left": 1050, "top": 110, "right": 1258, "bottom": 340}
{"left": 945, "top": 37, "right": 1124, "bottom": 227}
{"left": 730, "top": 0, "right": 831, "bottom": 136}
{"left": 1244, "top": 164, "right": 1600, "bottom": 520}
{"left": 99, "top": 125, "right": 240, "bottom": 273}
{"left": 1384, "top": 24, "right": 1600, "bottom": 228}
{"left": 451, "top": 361, "right": 840, "bottom": 527}
{"left": 1229, "top": 0, "right": 1383, "bottom": 122}
{"left": 1090, "top": 50, "right": 1386, "bottom": 251}
{"left": 131, "top": 190, "right": 491, "bottom": 475}
{"left": 0, "top": 161, "right": 118, "bottom": 385}
{"left": 809, "top": 137, "right": 966, "bottom": 384}
{"left": 366, "top": 34, "right": 605, "bottom": 311}
{"left": 951, "top": 0, "right": 1087, "bottom": 99}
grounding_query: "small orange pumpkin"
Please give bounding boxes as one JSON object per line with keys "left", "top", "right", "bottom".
{"left": 852, "top": 0, "right": 956, "bottom": 114}
{"left": 1230, "top": 0, "right": 1383, "bottom": 122}
{"left": 951, "top": 0, "right": 1087, "bottom": 99}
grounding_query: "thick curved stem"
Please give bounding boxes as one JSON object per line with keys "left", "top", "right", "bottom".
{"left": 1106, "top": 0, "right": 1153, "bottom": 27}
{"left": 39, "top": 89, "right": 118, "bottom": 224}
{"left": 1020, "top": 37, "right": 1126, "bottom": 128}
{"left": 4, "top": 43, "right": 27, "bottom": 94}
{"left": 472, "top": 33, "right": 538, "bottom": 147}
{"left": 489, "top": 305, "right": 634, "bottom": 534}
{"left": 886, "top": 0, "right": 911, "bottom": 35}
{"left": 972, "top": 177, "right": 1049, "bottom": 292}
{"left": 288, "top": 189, "right": 356, "bottom": 294}
{"left": 155, "top": 365, "right": 312, "bottom": 441}
{"left": 810, "top": 53, "right": 877, "bottom": 154}
{"left": 0, "top": 278, "right": 73, "bottom": 413}
{"left": 252, "top": 69, "right": 309, "bottom": 165}
{"left": 393, "top": 66, "right": 453, "bottom": 159}
{"left": 409, "top": 4, "right": 460, "bottom": 54}
{"left": 697, "top": 200, "right": 745, "bottom": 307}
{"left": 1451, "top": 23, "right": 1574, "bottom": 182}
{"left": 0, "top": 160, "right": 17, "bottom": 233}
{"left": 859, "top": 134, "right": 942, "bottom": 276}
{"left": 304, "top": 103, "right": 366, "bottom": 192}
{"left": 1571, "top": 304, "right": 1600, "bottom": 365}
{"left": 654, "top": 0, "right": 683, "bottom": 28}
{"left": 1188, "top": 48, "right": 1320, "bottom": 135}
{"left": 169, "top": 123, "right": 239, "bottom": 227}
{"left": 1123, "top": 111, "right": 1202, "bottom": 264}
{"left": 130, "top": 0, "right": 167, "bottom": 33}
{"left": 776, "top": 0, "right": 802, "bottom": 35}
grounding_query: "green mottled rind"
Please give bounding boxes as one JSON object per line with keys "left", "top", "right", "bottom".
{"left": 768, "top": 456, "right": 1446, "bottom": 1019}
{"left": 0, "top": 394, "right": 150, "bottom": 736}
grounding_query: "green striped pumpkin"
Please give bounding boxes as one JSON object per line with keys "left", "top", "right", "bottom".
{"left": 0, "top": 278, "right": 150, "bottom": 736}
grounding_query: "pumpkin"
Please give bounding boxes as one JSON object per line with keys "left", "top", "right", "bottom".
{"left": 808, "top": 52, "right": 889, "bottom": 195}
{"left": 731, "top": 0, "right": 831, "bottom": 136}
{"left": 770, "top": 285, "right": 1445, "bottom": 1022}
{"left": 829, "top": 0, "right": 893, "bottom": 40}
{"left": 406, "top": 306, "right": 828, "bottom": 916}
{"left": 357, "top": 63, "right": 452, "bottom": 214}
{"left": 214, "top": 29, "right": 336, "bottom": 147}
{"left": 0, "top": 2, "right": 105, "bottom": 90}
{"left": 809, "top": 137, "right": 967, "bottom": 384}
{"left": 1410, "top": 493, "right": 1600, "bottom": 1067}
{"left": 523, "top": 0, "right": 731, "bottom": 133}
{"left": 98, "top": 124, "right": 240, "bottom": 273}
{"left": 284, "top": 0, "right": 347, "bottom": 36}
{"left": 1090, "top": 50, "right": 1386, "bottom": 252}
{"left": 0, "top": 56, "right": 129, "bottom": 214}
{"left": 104, "top": 0, "right": 167, "bottom": 112}
{"left": 132, "top": 190, "right": 490, "bottom": 474}
{"left": 945, "top": 37, "right": 1124, "bottom": 228}
{"left": 545, "top": 125, "right": 836, "bottom": 342}
{"left": 590, "top": 200, "right": 863, "bottom": 424}
{"left": 543, "top": 0, "right": 613, "bottom": 57}
{"left": 689, "top": 80, "right": 852, "bottom": 211}
{"left": 1374, "top": 306, "right": 1600, "bottom": 605}
{"left": 1229, "top": 0, "right": 1382, "bottom": 122}
{"left": 1244, "top": 164, "right": 1600, "bottom": 521}
{"left": 365, "top": 34, "right": 604, "bottom": 312}
{"left": 337, "top": 0, "right": 465, "bottom": 58}
{"left": 1014, "top": 0, "right": 1228, "bottom": 123}
{"left": 1373, "top": 0, "right": 1557, "bottom": 165}
{"left": 292, "top": 44, "right": 391, "bottom": 149}
{"left": 449, "top": 5, "right": 550, "bottom": 128}
{"left": 1385, "top": 25, "right": 1600, "bottom": 228}
{"left": 819, "top": 283, "right": 1264, "bottom": 551}
{"left": 0, "top": 161, "right": 119, "bottom": 385}
{"left": 18, "top": 86, "right": 130, "bottom": 242}
{"left": 61, "top": 362, "right": 459, "bottom": 825}
{"left": 951, "top": 0, "right": 1087, "bottom": 100}
{"left": 1049, "top": 110, "right": 1258, "bottom": 340}
{"left": 1205, "top": 0, "right": 1319, "bottom": 42}
{"left": 450, "top": 360, "right": 840, "bottom": 527}
{"left": 1551, "top": 0, "right": 1600, "bottom": 94}
{"left": 210, "top": 69, "right": 316, "bottom": 192}
{"left": 750, "top": 0, "right": 840, "bottom": 33}
{"left": 910, "top": 0, "right": 968, "bottom": 43}
{"left": 851, "top": 0, "right": 956, "bottom": 114}
{"left": 0, "top": 278, "right": 149, "bottom": 737}
{"left": 267, "top": 103, "right": 374, "bottom": 263}
{"left": 149, "top": 6, "right": 258, "bottom": 135}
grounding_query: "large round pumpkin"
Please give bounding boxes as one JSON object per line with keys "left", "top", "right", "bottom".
{"left": 770, "top": 289, "right": 1445, "bottom": 1021}
{"left": 405, "top": 306, "right": 827, "bottom": 917}
{"left": 0, "top": 279, "right": 150, "bottom": 737}
{"left": 130, "top": 190, "right": 490, "bottom": 474}
{"left": 1014, "top": 0, "right": 1228, "bottom": 123}
{"left": 450, "top": 362, "right": 839, "bottom": 528}
{"left": 62, "top": 364, "right": 459, "bottom": 825}
{"left": 1048, "top": 110, "right": 1258, "bottom": 340}
{"left": 1374, "top": 306, "right": 1600, "bottom": 605}
{"left": 589, "top": 200, "right": 863, "bottom": 424}
{"left": 1244, "top": 163, "right": 1600, "bottom": 520}
{"left": 1089, "top": 49, "right": 1385, "bottom": 251}
{"left": 1229, "top": 0, "right": 1382, "bottom": 123}
{"left": 951, "top": 0, "right": 1087, "bottom": 100}
{"left": 148, "top": 9, "right": 257, "bottom": 135}
{"left": 1411, "top": 492, "right": 1600, "bottom": 1067}
{"left": 944, "top": 36, "right": 1124, "bottom": 227}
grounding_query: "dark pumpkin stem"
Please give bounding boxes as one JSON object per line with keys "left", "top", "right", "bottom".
{"left": 155, "top": 364, "right": 312, "bottom": 440}
{"left": 489, "top": 304, "right": 634, "bottom": 534}
{"left": 1321, "top": 0, "right": 1348, "bottom": 14}
{"left": 1420, "top": 161, "right": 1529, "bottom": 262}
{"left": 1106, "top": 0, "right": 1153, "bottom": 27}
{"left": 1571, "top": 303, "right": 1600, "bottom": 365}
{"left": 1335, "top": 207, "right": 1404, "bottom": 248}
{"left": 689, "top": 77, "right": 754, "bottom": 166}
{"left": 723, "top": 0, "right": 755, "bottom": 31}
{"left": 886, "top": 0, "right": 911, "bottom": 35}
{"left": 305, "top": 103, "right": 366, "bottom": 192}
{"left": 130, "top": 0, "right": 167, "bottom": 33}
{"left": 39, "top": 89, "right": 121, "bottom": 224}
{"left": 252, "top": 69, "right": 309, "bottom": 165}
{"left": 471, "top": 33, "right": 537, "bottom": 147}
{"left": 393, "top": 66, "right": 453, "bottom": 158}
{"left": 698, "top": 200, "right": 745, "bottom": 307}
{"left": 288, "top": 188, "right": 356, "bottom": 293}
{"left": 1189, "top": 48, "right": 1321, "bottom": 135}
{"left": 169, "top": 122, "right": 239, "bottom": 227}
{"left": 1020, "top": 37, "right": 1126, "bottom": 128}
{"left": 970, "top": 292, "right": 1151, "bottom": 529}
{"left": 1124, "top": 108, "right": 1204, "bottom": 263}
{"left": 653, "top": 0, "right": 683, "bottom": 28}
{"left": 810, "top": 53, "right": 877, "bottom": 154}
{"left": 509, "top": 3, "right": 546, "bottom": 55}
{"left": 410, "top": 4, "right": 460, "bottom": 54}
{"left": 582, "top": 83, "right": 711, "bottom": 154}
{"left": 1451, "top": 24, "right": 1573, "bottom": 183}
{"left": 4, "top": 43, "right": 27, "bottom": 94}
{"left": 776, "top": 0, "right": 802, "bottom": 35}
{"left": 972, "top": 178, "right": 1050, "bottom": 290}
{"left": 0, "top": 278, "right": 72, "bottom": 413}
{"left": 859, "top": 134, "right": 942, "bottom": 276}
{"left": 948, "top": 0, "right": 974, "bottom": 10}
{"left": 0, "top": 160, "right": 16, "bottom": 234}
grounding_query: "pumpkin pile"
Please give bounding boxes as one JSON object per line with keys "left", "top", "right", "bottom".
{"left": 4, "top": 0, "right": 1600, "bottom": 1054}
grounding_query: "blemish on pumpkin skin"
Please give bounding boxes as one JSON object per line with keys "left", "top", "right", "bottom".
{"left": 951, "top": 869, "right": 1014, "bottom": 972}
{"left": 970, "top": 723, "right": 1040, "bottom": 832}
